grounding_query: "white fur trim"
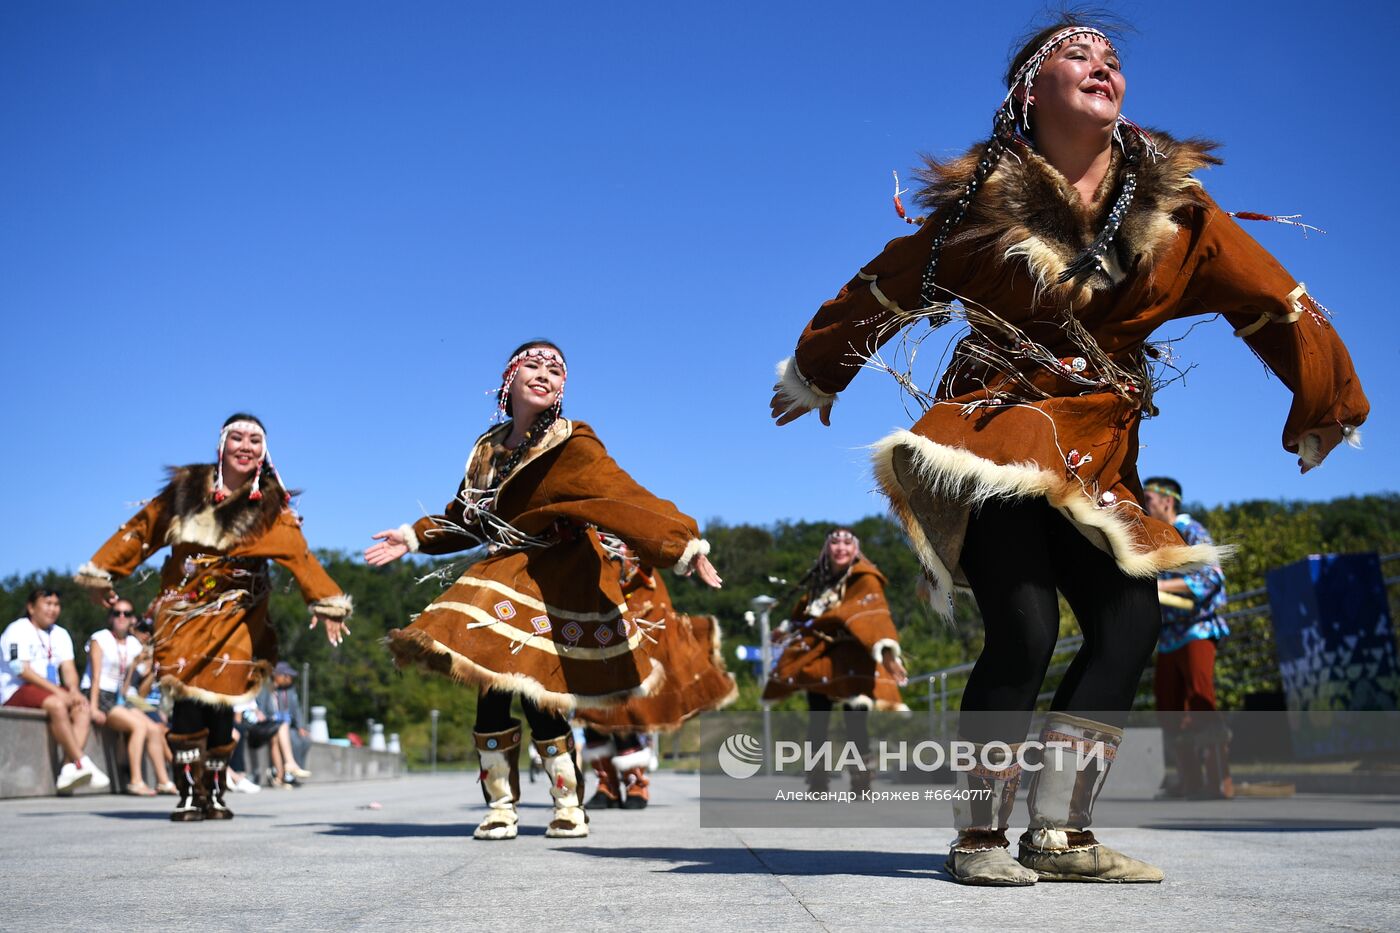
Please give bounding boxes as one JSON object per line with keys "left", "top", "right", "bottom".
{"left": 672, "top": 538, "right": 711, "bottom": 575}
{"left": 309, "top": 594, "right": 354, "bottom": 620}
{"left": 159, "top": 668, "right": 270, "bottom": 709}
{"left": 1298, "top": 434, "right": 1323, "bottom": 468}
{"left": 845, "top": 694, "right": 875, "bottom": 711}
{"left": 1344, "top": 426, "right": 1364, "bottom": 450}
{"left": 870, "top": 638, "right": 902, "bottom": 664}
{"left": 871, "top": 429, "right": 1228, "bottom": 621}
{"left": 74, "top": 561, "right": 114, "bottom": 591}
{"left": 773, "top": 357, "right": 837, "bottom": 413}
{"left": 611, "top": 747, "right": 651, "bottom": 772}
{"left": 398, "top": 523, "right": 420, "bottom": 554}
{"left": 580, "top": 740, "right": 616, "bottom": 763}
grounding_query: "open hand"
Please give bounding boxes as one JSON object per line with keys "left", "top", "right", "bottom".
{"left": 770, "top": 389, "right": 832, "bottom": 427}
{"left": 365, "top": 528, "right": 410, "bottom": 566}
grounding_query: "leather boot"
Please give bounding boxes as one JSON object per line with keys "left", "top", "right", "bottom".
{"left": 848, "top": 753, "right": 876, "bottom": 797}
{"left": 614, "top": 744, "right": 651, "bottom": 810}
{"left": 583, "top": 737, "right": 621, "bottom": 809}
{"left": 1017, "top": 714, "right": 1163, "bottom": 883}
{"left": 535, "top": 733, "right": 588, "bottom": 838}
{"left": 473, "top": 721, "right": 523, "bottom": 840}
{"left": 201, "top": 741, "right": 237, "bottom": 820}
{"left": 167, "top": 730, "right": 208, "bottom": 823}
{"left": 946, "top": 741, "right": 1037, "bottom": 886}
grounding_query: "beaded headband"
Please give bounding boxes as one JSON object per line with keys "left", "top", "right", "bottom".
{"left": 826, "top": 528, "right": 859, "bottom": 548}
{"left": 1144, "top": 482, "right": 1182, "bottom": 502}
{"left": 214, "top": 419, "right": 284, "bottom": 503}
{"left": 494, "top": 346, "right": 567, "bottom": 424}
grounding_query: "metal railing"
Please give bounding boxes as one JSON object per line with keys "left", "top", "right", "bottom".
{"left": 907, "top": 551, "right": 1400, "bottom": 717}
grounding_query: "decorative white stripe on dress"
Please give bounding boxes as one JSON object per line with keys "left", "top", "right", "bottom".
{"left": 420, "top": 600, "right": 644, "bottom": 659}
{"left": 453, "top": 575, "right": 629, "bottom": 623}
{"left": 857, "top": 272, "right": 911, "bottom": 320}
{"left": 1233, "top": 282, "right": 1309, "bottom": 338}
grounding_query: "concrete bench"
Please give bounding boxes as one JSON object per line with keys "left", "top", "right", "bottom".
{"left": 2, "top": 707, "right": 405, "bottom": 798}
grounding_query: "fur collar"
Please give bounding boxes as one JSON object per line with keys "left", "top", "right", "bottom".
{"left": 159, "top": 463, "right": 290, "bottom": 550}
{"left": 914, "top": 130, "right": 1220, "bottom": 306}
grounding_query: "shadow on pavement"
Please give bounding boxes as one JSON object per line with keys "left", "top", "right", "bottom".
{"left": 1143, "top": 819, "right": 1392, "bottom": 832}
{"left": 287, "top": 821, "right": 555, "bottom": 838}
{"left": 557, "top": 845, "right": 943, "bottom": 878}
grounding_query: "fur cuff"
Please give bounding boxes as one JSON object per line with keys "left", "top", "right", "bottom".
{"left": 845, "top": 694, "right": 875, "bottom": 711}
{"left": 611, "top": 747, "right": 651, "bottom": 772}
{"left": 1344, "top": 426, "right": 1364, "bottom": 450}
{"left": 773, "top": 357, "right": 837, "bottom": 412}
{"left": 581, "top": 740, "right": 615, "bottom": 763}
{"left": 74, "top": 561, "right": 114, "bottom": 591}
{"left": 673, "top": 538, "right": 711, "bottom": 575}
{"left": 398, "top": 523, "right": 420, "bottom": 554}
{"left": 310, "top": 594, "right": 354, "bottom": 621}
{"left": 870, "top": 638, "right": 902, "bottom": 664}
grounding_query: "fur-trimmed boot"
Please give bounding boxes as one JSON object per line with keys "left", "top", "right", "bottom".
{"left": 613, "top": 744, "right": 651, "bottom": 810}
{"left": 583, "top": 738, "right": 621, "bottom": 809}
{"left": 167, "top": 730, "right": 208, "bottom": 823}
{"left": 535, "top": 733, "right": 588, "bottom": 838}
{"left": 473, "top": 722, "right": 523, "bottom": 840}
{"left": 945, "top": 742, "right": 1037, "bottom": 886}
{"left": 1016, "top": 714, "right": 1163, "bottom": 883}
{"left": 201, "top": 740, "right": 237, "bottom": 820}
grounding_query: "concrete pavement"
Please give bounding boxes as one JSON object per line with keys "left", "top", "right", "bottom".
{"left": 4, "top": 772, "right": 1397, "bottom": 932}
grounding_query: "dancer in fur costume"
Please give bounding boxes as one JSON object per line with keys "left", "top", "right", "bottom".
{"left": 770, "top": 16, "right": 1368, "bottom": 885}
{"left": 368, "top": 340, "right": 721, "bottom": 839}
{"left": 578, "top": 535, "right": 737, "bottom": 809}
{"left": 75, "top": 413, "right": 352, "bottom": 821}
{"left": 762, "top": 529, "right": 907, "bottom": 793}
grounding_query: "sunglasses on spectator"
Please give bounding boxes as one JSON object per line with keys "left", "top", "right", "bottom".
{"left": 109, "top": 609, "right": 136, "bottom": 618}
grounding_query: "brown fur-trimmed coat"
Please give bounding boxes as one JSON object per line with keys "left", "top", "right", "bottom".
{"left": 385, "top": 419, "right": 711, "bottom": 713}
{"left": 76, "top": 465, "right": 351, "bottom": 706}
{"left": 778, "top": 131, "right": 1369, "bottom": 616}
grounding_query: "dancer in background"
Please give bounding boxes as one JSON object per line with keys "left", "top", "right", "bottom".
{"left": 369, "top": 340, "right": 721, "bottom": 840}
{"left": 578, "top": 535, "right": 737, "bottom": 809}
{"left": 76, "top": 413, "right": 352, "bottom": 821}
{"left": 762, "top": 529, "right": 907, "bottom": 794}
{"left": 771, "top": 15, "right": 1367, "bottom": 884}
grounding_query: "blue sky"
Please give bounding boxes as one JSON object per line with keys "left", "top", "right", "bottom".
{"left": 3, "top": 1, "right": 1396, "bottom": 576}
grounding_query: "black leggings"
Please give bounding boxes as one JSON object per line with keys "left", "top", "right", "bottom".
{"left": 475, "top": 688, "right": 570, "bottom": 740}
{"left": 807, "top": 692, "right": 870, "bottom": 758}
{"left": 170, "top": 699, "right": 236, "bottom": 747}
{"left": 958, "top": 497, "right": 1160, "bottom": 744}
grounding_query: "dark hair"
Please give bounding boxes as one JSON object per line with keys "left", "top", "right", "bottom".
{"left": 1004, "top": 8, "right": 1133, "bottom": 88}
{"left": 1143, "top": 476, "right": 1182, "bottom": 499}
{"left": 26, "top": 587, "right": 61, "bottom": 607}
{"left": 223, "top": 412, "right": 265, "bottom": 431}
{"left": 494, "top": 340, "right": 567, "bottom": 484}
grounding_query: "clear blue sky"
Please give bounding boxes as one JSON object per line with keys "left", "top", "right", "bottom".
{"left": 3, "top": 1, "right": 1396, "bottom": 576}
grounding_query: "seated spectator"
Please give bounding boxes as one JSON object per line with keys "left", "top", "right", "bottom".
{"left": 125, "top": 618, "right": 176, "bottom": 794}
{"left": 1, "top": 588, "right": 109, "bottom": 793}
{"left": 227, "top": 700, "right": 263, "bottom": 794}
{"left": 83, "top": 599, "right": 168, "bottom": 795}
{"left": 255, "top": 662, "right": 312, "bottom": 786}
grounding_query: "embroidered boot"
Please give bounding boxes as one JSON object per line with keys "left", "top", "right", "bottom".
{"left": 946, "top": 742, "right": 1037, "bottom": 886}
{"left": 1016, "top": 714, "right": 1163, "bottom": 883}
{"left": 613, "top": 744, "right": 651, "bottom": 810}
{"left": 583, "top": 738, "right": 621, "bottom": 809}
{"left": 535, "top": 733, "right": 588, "bottom": 838}
{"left": 167, "top": 730, "right": 208, "bottom": 823}
{"left": 200, "top": 740, "right": 237, "bottom": 820}
{"left": 472, "top": 722, "right": 523, "bottom": 840}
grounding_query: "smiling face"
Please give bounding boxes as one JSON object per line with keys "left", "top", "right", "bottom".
{"left": 507, "top": 348, "right": 566, "bottom": 423}
{"left": 108, "top": 600, "right": 136, "bottom": 638}
{"left": 221, "top": 425, "right": 266, "bottom": 488}
{"left": 825, "top": 534, "right": 858, "bottom": 572}
{"left": 1025, "top": 35, "right": 1125, "bottom": 136}
{"left": 27, "top": 593, "right": 61, "bottom": 630}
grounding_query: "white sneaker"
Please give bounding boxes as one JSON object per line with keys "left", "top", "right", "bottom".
{"left": 79, "top": 757, "right": 111, "bottom": 791}
{"left": 229, "top": 774, "right": 262, "bottom": 794}
{"left": 55, "top": 761, "right": 92, "bottom": 795}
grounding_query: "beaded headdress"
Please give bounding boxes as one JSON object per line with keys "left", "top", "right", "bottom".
{"left": 213, "top": 419, "right": 285, "bottom": 503}
{"left": 494, "top": 346, "right": 567, "bottom": 424}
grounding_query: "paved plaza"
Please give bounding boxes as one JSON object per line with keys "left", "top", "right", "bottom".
{"left": 5, "top": 771, "right": 1398, "bottom": 932}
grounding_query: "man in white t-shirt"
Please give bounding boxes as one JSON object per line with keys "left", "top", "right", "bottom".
{"left": 1, "top": 588, "right": 110, "bottom": 793}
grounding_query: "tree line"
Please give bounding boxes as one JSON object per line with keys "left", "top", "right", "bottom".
{"left": 4, "top": 494, "right": 1396, "bottom": 766}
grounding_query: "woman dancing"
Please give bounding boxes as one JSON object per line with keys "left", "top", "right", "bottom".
{"left": 771, "top": 16, "right": 1367, "bottom": 884}
{"left": 369, "top": 340, "right": 721, "bottom": 840}
{"left": 77, "top": 413, "right": 352, "bottom": 821}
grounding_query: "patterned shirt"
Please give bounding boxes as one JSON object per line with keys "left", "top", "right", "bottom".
{"left": 1157, "top": 513, "right": 1229, "bottom": 654}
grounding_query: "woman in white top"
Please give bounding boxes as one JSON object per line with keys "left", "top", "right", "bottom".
{"left": 87, "top": 599, "right": 172, "bottom": 795}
